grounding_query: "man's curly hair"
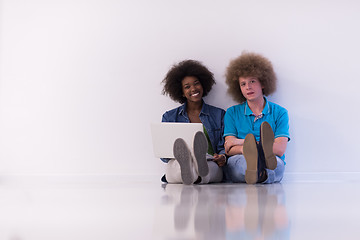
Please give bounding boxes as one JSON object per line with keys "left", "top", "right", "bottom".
{"left": 162, "top": 60, "right": 215, "bottom": 104}
{"left": 225, "top": 52, "right": 277, "bottom": 103}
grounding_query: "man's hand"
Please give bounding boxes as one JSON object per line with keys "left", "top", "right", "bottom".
{"left": 224, "top": 136, "right": 244, "bottom": 155}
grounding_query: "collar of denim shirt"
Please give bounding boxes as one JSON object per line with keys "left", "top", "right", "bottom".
{"left": 178, "top": 100, "right": 211, "bottom": 118}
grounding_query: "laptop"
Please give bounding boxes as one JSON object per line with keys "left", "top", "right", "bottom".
{"left": 150, "top": 122, "right": 203, "bottom": 158}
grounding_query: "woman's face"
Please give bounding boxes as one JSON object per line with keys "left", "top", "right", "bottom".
{"left": 239, "top": 76, "right": 264, "bottom": 102}
{"left": 181, "top": 76, "right": 203, "bottom": 103}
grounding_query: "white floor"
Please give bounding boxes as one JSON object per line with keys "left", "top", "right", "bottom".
{"left": 1, "top": 173, "right": 360, "bottom": 240}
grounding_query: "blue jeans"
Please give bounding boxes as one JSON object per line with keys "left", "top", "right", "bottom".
{"left": 223, "top": 154, "right": 285, "bottom": 183}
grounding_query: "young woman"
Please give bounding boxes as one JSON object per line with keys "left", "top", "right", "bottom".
{"left": 223, "top": 52, "right": 290, "bottom": 184}
{"left": 161, "top": 60, "right": 226, "bottom": 185}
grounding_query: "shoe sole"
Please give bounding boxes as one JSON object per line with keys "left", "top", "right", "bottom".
{"left": 260, "top": 122, "right": 277, "bottom": 170}
{"left": 193, "top": 131, "right": 209, "bottom": 177}
{"left": 243, "top": 134, "right": 258, "bottom": 184}
{"left": 173, "top": 138, "right": 193, "bottom": 185}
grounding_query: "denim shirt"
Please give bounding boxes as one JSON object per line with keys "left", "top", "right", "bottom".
{"left": 161, "top": 101, "right": 226, "bottom": 163}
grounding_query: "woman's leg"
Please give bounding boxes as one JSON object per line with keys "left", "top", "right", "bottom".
{"left": 169, "top": 138, "right": 200, "bottom": 184}
{"left": 165, "top": 159, "right": 198, "bottom": 184}
{"left": 200, "top": 161, "right": 223, "bottom": 184}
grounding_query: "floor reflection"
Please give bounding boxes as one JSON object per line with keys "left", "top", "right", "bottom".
{"left": 225, "top": 184, "right": 290, "bottom": 239}
{"left": 155, "top": 183, "right": 290, "bottom": 240}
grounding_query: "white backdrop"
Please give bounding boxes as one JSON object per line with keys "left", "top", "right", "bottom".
{"left": 1, "top": 0, "right": 359, "bottom": 177}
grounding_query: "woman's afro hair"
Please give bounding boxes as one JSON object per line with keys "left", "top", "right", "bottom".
{"left": 162, "top": 60, "right": 215, "bottom": 104}
{"left": 225, "top": 52, "right": 277, "bottom": 103}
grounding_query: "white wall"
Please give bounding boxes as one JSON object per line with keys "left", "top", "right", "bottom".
{"left": 1, "top": 0, "right": 359, "bottom": 177}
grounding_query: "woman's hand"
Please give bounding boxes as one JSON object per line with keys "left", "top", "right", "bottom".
{"left": 212, "top": 153, "right": 226, "bottom": 167}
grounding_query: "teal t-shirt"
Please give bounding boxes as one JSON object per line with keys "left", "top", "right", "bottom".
{"left": 223, "top": 98, "right": 290, "bottom": 160}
